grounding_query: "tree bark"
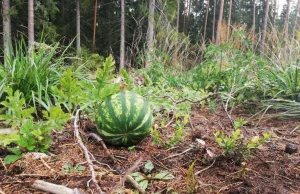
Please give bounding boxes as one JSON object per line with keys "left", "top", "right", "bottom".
{"left": 120, "top": 0, "right": 125, "bottom": 69}
{"left": 260, "top": 0, "right": 270, "bottom": 56}
{"left": 252, "top": 0, "right": 256, "bottom": 51}
{"left": 283, "top": 0, "right": 291, "bottom": 39}
{"left": 212, "top": 0, "right": 216, "bottom": 43}
{"left": 215, "top": 0, "right": 224, "bottom": 45}
{"left": 183, "top": 0, "right": 187, "bottom": 33}
{"left": 203, "top": 0, "right": 209, "bottom": 41}
{"left": 76, "top": 0, "right": 81, "bottom": 55}
{"left": 28, "top": 0, "right": 34, "bottom": 51}
{"left": 146, "top": 0, "right": 155, "bottom": 68}
{"left": 176, "top": 0, "right": 180, "bottom": 33}
{"left": 92, "top": 0, "right": 98, "bottom": 52}
{"left": 227, "top": 0, "right": 232, "bottom": 41}
{"left": 292, "top": 0, "right": 300, "bottom": 39}
{"left": 2, "top": 0, "right": 12, "bottom": 65}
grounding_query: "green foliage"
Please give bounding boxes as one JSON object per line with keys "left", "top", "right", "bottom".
{"left": 214, "top": 129, "right": 272, "bottom": 163}
{"left": 186, "top": 160, "right": 198, "bottom": 193}
{"left": 3, "top": 40, "right": 62, "bottom": 109}
{"left": 81, "top": 55, "right": 120, "bottom": 112}
{"left": 51, "top": 68, "right": 84, "bottom": 113}
{"left": 63, "top": 163, "right": 86, "bottom": 173}
{"left": 0, "top": 87, "right": 34, "bottom": 128}
{"left": 234, "top": 117, "right": 247, "bottom": 130}
{"left": 0, "top": 88, "right": 69, "bottom": 164}
{"left": 214, "top": 129, "right": 244, "bottom": 155}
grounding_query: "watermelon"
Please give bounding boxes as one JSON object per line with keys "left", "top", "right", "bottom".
{"left": 95, "top": 90, "right": 153, "bottom": 146}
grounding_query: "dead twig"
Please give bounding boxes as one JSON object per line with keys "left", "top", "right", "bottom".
{"left": 162, "top": 148, "right": 193, "bottom": 161}
{"left": 74, "top": 109, "right": 104, "bottom": 194}
{"left": 110, "top": 157, "right": 145, "bottom": 194}
{"left": 86, "top": 133, "right": 118, "bottom": 163}
{"left": 194, "top": 159, "right": 215, "bottom": 176}
{"left": 32, "top": 180, "right": 84, "bottom": 194}
{"left": 0, "top": 158, "right": 7, "bottom": 171}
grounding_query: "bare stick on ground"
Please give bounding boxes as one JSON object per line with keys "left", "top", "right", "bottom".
{"left": 32, "top": 180, "right": 84, "bottom": 194}
{"left": 86, "top": 133, "right": 118, "bottom": 163}
{"left": 74, "top": 109, "right": 104, "bottom": 194}
{"left": 110, "top": 156, "right": 145, "bottom": 194}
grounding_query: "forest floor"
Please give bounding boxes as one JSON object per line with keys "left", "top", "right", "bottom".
{"left": 0, "top": 106, "right": 300, "bottom": 194}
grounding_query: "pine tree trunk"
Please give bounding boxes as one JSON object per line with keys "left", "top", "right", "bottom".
{"left": 203, "top": 0, "right": 209, "bottom": 41}
{"left": 76, "top": 0, "right": 81, "bottom": 55}
{"left": 120, "top": 0, "right": 125, "bottom": 69}
{"left": 227, "top": 0, "right": 232, "bottom": 41}
{"left": 292, "top": 0, "right": 300, "bottom": 39}
{"left": 252, "top": 0, "right": 256, "bottom": 51}
{"left": 260, "top": 0, "right": 270, "bottom": 56}
{"left": 28, "top": 0, "right": 34, "bottom": 51}
{"left": 92, "top": 0, "right": 98, "bottom": 52}
{"left": 186, "top": 0, "right": 191, "bottom": 33}
{"left": 183, "top": 0, "right": 187, "bottom": 33}
{"left": 216, "top": 0, "right": 224, "bottom": 45}
{"left": 3, "top": 0, "right": 12, "bottom": 65}
{"left": 146, "top": 0, "right": 155, "bottom": 68}
{"left": 212, "top": 0, "right": 216, "bottom": 43}
{"left": 283, "top": 0, "right": 291, "bottom": 39}
{"left": 176, "top": 0, "right": 180, "bottom": 33}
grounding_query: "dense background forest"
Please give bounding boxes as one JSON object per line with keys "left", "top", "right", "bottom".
{"left": 1, "top": 1, "right": 300, "bottom": 193}
{"left": 1, "top": 0, "right": 300, "bottom": 67}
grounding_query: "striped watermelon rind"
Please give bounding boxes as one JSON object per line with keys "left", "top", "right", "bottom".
{"left": 95, "top": 90, "right": 153, "bottom": 146}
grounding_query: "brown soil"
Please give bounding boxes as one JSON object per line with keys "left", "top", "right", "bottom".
{"left": 1, "top": 106, "right": 300, "bottom": 194}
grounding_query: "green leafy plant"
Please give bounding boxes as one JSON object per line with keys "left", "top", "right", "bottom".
{"left": 214, "top": 130, "right": 272, "bottom": 163}
{"left": 234, "top": 117, "right": 247, "bottom": 130}
{"left": 51, "top": 68, "right": 84, "bottom": 113}
{"left": 80, "top": 55, "right": 120, "bottom": 112}
{"left": 0, "top": 87, "right": 34, "bottom": 128}
{"left": 186, "top": 160, "right": 198, "bottom": 193}
{"left": 1, "top": 105, "right": 69, "bottom": 164}
{"left": 214, "top": 129, "right": 244, "bottom": 155}
{"left": 63, "top": 163, "right": 86, "bottom": 173}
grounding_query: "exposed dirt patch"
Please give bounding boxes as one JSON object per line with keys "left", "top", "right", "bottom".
{"left": 1, "top": 107, "right": 300, "bottom": 193}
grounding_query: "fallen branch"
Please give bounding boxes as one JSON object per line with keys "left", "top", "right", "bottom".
{"left": 74, "top": 109, "right": 104, "bottom": 194}
{"left": 86, "top": 133, "right": 118, "bottom": 163}
{"left": 109, "top": 157, "right": 145, "bottom": 193}
{"left": 32, "top": 180, "right": 83, "bottom": 194}
{"left": 162, "top": 148, "right": 192, "bottom": 161}
{"left": 0, "top": 128, "right": 17, "bottom": 135}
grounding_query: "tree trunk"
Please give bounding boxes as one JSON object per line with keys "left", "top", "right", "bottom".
{"left": 120, "top": 0, "right": 125, "bottom": 69}
{"left": 227, "top": 0, "right": 232, "bottom": 41}
{"left": 260, "top": 0, "right": 270, "bottom": 56}
{"left": 92, "top": 0, "right": 98, "bottom": 52}
{"left": 215, "top": 0, "right": 224, "bottom": 45}
{"left": 28, "top": 0, "right": 34, "bottom": 51}
{"left": 3, "top": 0, "right": 12, "bottom": 65}
{"left": 292, "top": 0, "right": 300, "bottom": 39}
{"left": 212, "top": 0, "right": 216, "bottom": 43}
{"left": 76, "top": 0, "right": 81, "bottom": 55}
{"left": 176, "top": 0, "right": 180, "bottom": 33}
{"left": 203, "top": 0, "right": 209, "bottom": 41}
{"left": 283, "top": 0, "right": 291, "bottom": 39}
{"left": 186, "top": 0, "right": 191, "bottom": 33}
{"left": 146, "top": 0, "right": 155, "bottom": 68}
{"left": 183, "top": 0, "right": 187, "bottom": 33}
{"left": 252, "top": 0, "right": 256, "bottom": 51}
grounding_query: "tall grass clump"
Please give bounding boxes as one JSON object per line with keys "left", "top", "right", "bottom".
{"left": 1, "top": 40, "right": 63, "bottom": 109}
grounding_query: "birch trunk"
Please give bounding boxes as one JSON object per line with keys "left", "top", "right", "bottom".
{"left": 120, "top": 0, "right": 125, "bottom": 69}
